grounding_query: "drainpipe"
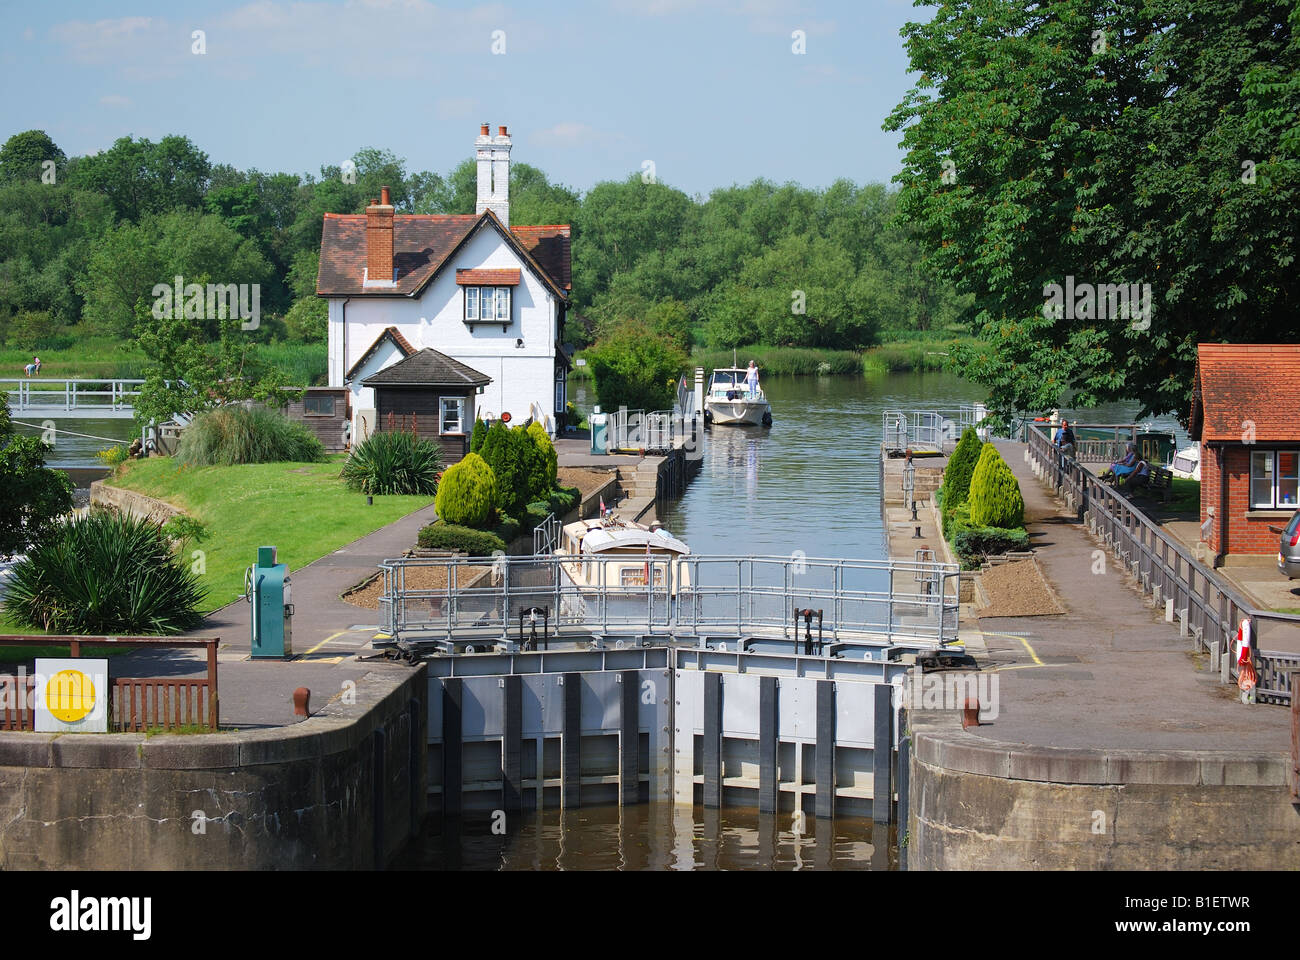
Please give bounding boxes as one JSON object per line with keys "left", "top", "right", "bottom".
{"left": 1216, "top": 443, "right": 1228, "bottom": 568}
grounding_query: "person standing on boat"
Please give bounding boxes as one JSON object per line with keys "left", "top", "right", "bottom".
{"left": 744, "top": 360, "right": 759, "bottom": 397}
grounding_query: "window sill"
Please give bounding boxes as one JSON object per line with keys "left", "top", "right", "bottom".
{"left": 1245, "top": 509, "right": 1298, "bottom": 518}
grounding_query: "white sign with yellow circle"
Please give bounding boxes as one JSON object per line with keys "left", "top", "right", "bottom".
{"left": 35, "top": 659, "right": 109, "bottom": 733}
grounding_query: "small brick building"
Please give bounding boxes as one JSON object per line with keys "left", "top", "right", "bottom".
{"left": 1190, "top": 343, "right": 1300, "bottom": 563}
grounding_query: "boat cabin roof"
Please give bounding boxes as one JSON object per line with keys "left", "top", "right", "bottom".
{"left": 561, "top": 518, "right": 690, "bottom": 555}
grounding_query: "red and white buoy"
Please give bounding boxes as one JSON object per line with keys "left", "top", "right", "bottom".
{"left": 1236, "top": 618, "right": 1257, "bottom": 704}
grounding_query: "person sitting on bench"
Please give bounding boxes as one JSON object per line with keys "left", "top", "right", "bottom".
{"left": 1123, "top": 458, "right": 1152, "bottom": 489}
{"left": 1102, "top": 442, "right": 1139, "bottom": 482}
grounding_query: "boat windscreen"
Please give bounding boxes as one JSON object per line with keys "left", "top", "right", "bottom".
{"left": 712, "top": 371, "right": 738, "bottom": 386}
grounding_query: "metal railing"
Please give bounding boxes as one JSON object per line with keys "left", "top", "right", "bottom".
{"left": 532, "top": 512, "right": 561, "bottom": 555}
{"left": 883, "top": 405, "right": 992, "bottom": 454}
{"left": 377, "top": 553, "right": 961, "bottom": 648}
{"left": 607, "top": 407, "right": 699, "bottom": 453}
{"left": 1027, "top": 425, "right": 1299, "bottom": 705}
{"left": 0, "top": 378, "right": 144, "bottom": 415}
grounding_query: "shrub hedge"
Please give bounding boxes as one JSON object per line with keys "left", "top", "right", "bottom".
{"left": 469, "top": 418, "right": 487, "bottom": 455}
{"left": 951, "top": 525, "right": 1031, "bottom": 569}
{"left": 434, "top": 452, "right": 496, "bottom": 527}
{"left": 939, "top": 426, "right": 983, "bottom": 508}
{"left": 417, "top": 521, "right": 507, "bottom": 556}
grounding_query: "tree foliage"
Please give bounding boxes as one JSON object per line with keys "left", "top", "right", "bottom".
{"left": 585, "top": 320, "right": 688, "bottom": 412}
{"left": 940, "top": 427, "right": 984, "bottom": 508}
{"left": 434, "top": 452, "right": 498, "bottom": 527}
{"left": 527, "top": 421, "right": 558, "bottom": 494}
{"left": 0, "top": 391, "right": 74, "bottom": 556}
{"left": 478, "top": 421, "right": 527, "bottom": 520}
{"left": 885, "top": 0, "right": 1300, "bottom": 421}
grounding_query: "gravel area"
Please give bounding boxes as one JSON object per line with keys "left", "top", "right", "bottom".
{"left": 343, "top": 562, "right": 490, "bottom": 610}
{"left": 976, "top": 559, "right": 1065, "bottom": 618}
{"left": 558, "top": 466, "right": 617, "bottom": 499}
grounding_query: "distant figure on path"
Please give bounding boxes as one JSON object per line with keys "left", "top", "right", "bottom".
{"left": 23, "top": 356, "right": 40, "bottom": 377}
{"left": 745, "top": 360, "right": 759, "bottom": 397}
{"left": 1053, "top": 419, "right": 1076, "bottom": 458}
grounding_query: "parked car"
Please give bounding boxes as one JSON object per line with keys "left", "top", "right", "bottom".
{"left": 1270, "top": 510, "right": 1300, "bottom": 578}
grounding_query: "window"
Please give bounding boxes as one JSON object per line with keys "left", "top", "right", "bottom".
{"left": 440, "top": 396, "right": 466, "bottom": 435}
{"left": 303, "top": 395, "right": 335, "bottom": 416}
{"left": 1249, "top": 450, "right": 1300, "bottom": 509}
{"left": 463, "top": 286, "right": 511, "bottom": 324}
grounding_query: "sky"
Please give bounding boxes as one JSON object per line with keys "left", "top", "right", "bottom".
{"left": 0, "top": 0, "right": 929, "bottom": 197}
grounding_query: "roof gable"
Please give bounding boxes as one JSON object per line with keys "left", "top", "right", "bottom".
{"left": 1190, "top": 343, "right": 1300, "bottom": 442}
{"left": 360, "top": 348, "right": 491, "bottom": 388}
{"left": 345, "top": 326, "right": 416, "bottom": 382}
{"left": 317, "top": 210, "right": 570, "bottom": 298}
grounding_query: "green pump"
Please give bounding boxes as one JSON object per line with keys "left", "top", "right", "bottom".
{"left": 244, "top": 545, "right": 293, "bottom": 659}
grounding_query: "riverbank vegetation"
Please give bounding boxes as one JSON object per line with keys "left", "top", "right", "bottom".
{"left": 177, "top": 406, "right": 325, "bottom": 467}
{"left": 101, "top": 456, "right": 434, "bottom": 611}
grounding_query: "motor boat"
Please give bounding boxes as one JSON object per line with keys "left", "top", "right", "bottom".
{"left": 555, "top": 515, "right": 692, "bottom": 592}
{"left": 704, "top": 367, "right": 772, "bottom": 427}
{"left": 1169, "top": 443, "right": 1201, "bottom": 482}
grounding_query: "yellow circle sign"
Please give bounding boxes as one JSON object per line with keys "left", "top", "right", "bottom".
{"left": 45, "top": 669, "right": 96, "bottom": 723}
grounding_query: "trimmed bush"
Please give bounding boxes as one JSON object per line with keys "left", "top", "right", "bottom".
{"left": 479, "top": 422, "right": 527, "bottom": 520}
{"left": 469, "top": 418, "right": 487, "bottom": 455}
{"left": 527, "top": 421, "right": 558, "bottom": 491}
{"left": 176, "top": 406, "right": 325, "bottom": 466}
{"left": 547, "top": 485, "right": 580, "bottom": 517}
{"left": 4, "top": 509, "right": 207, "bottom": 634}
{"left": 512, "top": 425, "right": 545, "bottom": 503}
{"left": 968, "top": 444, "right": 1025, "bottom": 529}
{"left": 951, "top": 526, "right": 1031, "bottom": 569}
{"left": 939, "top": 427, "right": 983, "bottom": 508}
{"left": 417, "top": 521, "right": 507, "bottom": 556}
{"left": 434, "top": 452, "right": 497, "bottom": 527}
{"left": 341, "top": 428, "right": 442, "bottom": 495}
{"left": 492, "top": 516, "right": 521, "bottom": 545}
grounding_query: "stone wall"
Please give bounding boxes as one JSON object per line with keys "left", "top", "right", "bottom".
{"left": 0, "top": 666, "right": 427, "bottom": 870}
{"left": 908, "top": 713, "right": 1300, "bottom": 869}
{"left": 89, "top": 480, "right": 185, "bottom": 525}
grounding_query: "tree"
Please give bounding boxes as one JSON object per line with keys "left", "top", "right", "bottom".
{"left": 885, "top": 0, "right": 1300, "bottom": 421}
{"left": 0, "top": 130, "right": 65, "bottom": 183}
{"left": 0, "top": 391, "right": 74, "bottom": 556}
{"left": 527, "top": 421, "right": 558, "bottom": 493}
{"left": 585, "top": 319, "right": 688, "bottom": 412}
{"left": 434, "top": 452, "right": 497, "bottom": 527}
{"left": 67, "top": 134, "right": 211, "bottom": 222}
{"left": 132, "top": 301, "right": 297, "bottom": 427}
{"left": 940, "top": 427, "right": 983, "bottom": 508}
{"left": 478, "top": 421, "right": 527, "bottom": 520}
{"left": 469, "top": 417, "right": 487, "bottom": 455}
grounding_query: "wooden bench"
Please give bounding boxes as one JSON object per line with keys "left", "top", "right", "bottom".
{"left": 1126, "top": 465, "right": 1173, "bottom": 501}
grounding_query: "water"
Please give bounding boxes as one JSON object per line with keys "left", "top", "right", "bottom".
{"left": 398, "top": 805, "right": 894, "bottom": 871}
{"left": 10, "top": 416, "right": 140, "bottom": 490}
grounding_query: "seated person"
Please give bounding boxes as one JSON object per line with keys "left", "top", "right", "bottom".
{"left": 1123, "top": 458, "right": 1152, "bottom": 488}
{"left": 1101, "top": 442, "right": 1139, "bottom": 482}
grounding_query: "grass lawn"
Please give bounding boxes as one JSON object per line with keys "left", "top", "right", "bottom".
{"left": 1166, "top": 477, "right": 1200, "bottom": 513}
{"left": 105, "top": 455, "right": 432, "bottom": 612}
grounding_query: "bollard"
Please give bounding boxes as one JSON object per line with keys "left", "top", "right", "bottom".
{"left": 293, "top": 686, "right": 310, "bottom": 719}
{"left": 961, "top": 695, "right": 980, "bottom": 730}
{"left": 912, "top": 525, "right": 922, "bottom": 539}
{"left": 1209, "top": 640, "right": 1220, "bottom": 676}
{"left": 1165, "top": 598, "right": 1174, "bottom": 622}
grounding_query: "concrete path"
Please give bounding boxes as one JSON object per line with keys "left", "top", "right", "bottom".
{"left": 956, "top": 440, "right": 1292, "bottom": 751}
{"left": 122, "top": 503, "right": 439, "bottom": 729}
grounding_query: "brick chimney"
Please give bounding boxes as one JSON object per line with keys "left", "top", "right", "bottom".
{"left": 475, "top": 123, "right": 511, "bottom": 227}
{"left": 364, "top": 185, "right": 395, "bottom": 286}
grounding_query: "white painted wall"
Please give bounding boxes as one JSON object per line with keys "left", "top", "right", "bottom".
{"left": 325, "top": 221, "right": 560, "bottom": 439}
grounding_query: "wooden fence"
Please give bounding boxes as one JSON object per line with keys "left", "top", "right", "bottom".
{"left": 1027, "top": 426, "right": 1299, "bottom": 706}
{"left": 0, "top": 636, "right": 219, "bottom": 731}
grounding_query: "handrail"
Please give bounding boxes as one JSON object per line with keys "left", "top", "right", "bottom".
{"left": 1026, "top": 425, "right": 1298, "bottom": 705}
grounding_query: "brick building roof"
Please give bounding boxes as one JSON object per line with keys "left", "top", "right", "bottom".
{"left": 317, "top": 210, "right": 570, "bottom": 297}
{"left": 1189, "top": 343, "right": 1300, "bottom": 442}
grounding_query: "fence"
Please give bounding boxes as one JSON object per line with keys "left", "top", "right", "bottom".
{"left": 1027, "top": 426, "right": 1299, "bottom": 705}
{"left": 377, "top": 553, "right": 961, "bottom": 650}
{"left": 882, "top": 405, "right": 991, "bottom": 453}
{"left": 0, "top": 378, "right": 143, "bottom": 418}
{"left": 0, "top": 636, "right": 220, "bottom": 731}
{"left": 532, "top": 512, "right": 561, "bottom": 555}
{"left": 606, "top": 407, "right": 699, "bottom": 453}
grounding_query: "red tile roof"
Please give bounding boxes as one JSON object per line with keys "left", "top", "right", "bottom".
{"left": 316, "top": 211, "right": 570, "bottom": 297}
{"left": 456, "top": 268, "right": 521, "bottom": 286}
{"left": 1190, "top": 343, "right": 1300, "bottom": 442}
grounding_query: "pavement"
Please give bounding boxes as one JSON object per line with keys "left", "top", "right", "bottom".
{"left": 931, "top": 440, "right": 1292, "bottom": 752}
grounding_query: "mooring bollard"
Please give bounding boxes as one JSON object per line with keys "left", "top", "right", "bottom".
{"left": 961, "top": 695, "right": 979, "bottom": 730}
{"left": 293, "top": 687, "right": 310, "bottom": 719}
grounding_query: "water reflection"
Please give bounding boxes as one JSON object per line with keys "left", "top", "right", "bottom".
{"left": 400, "top": 804, "right": 892, "bottom": 871}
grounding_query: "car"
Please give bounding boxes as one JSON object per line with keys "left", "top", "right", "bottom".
{"left": 1270, "top": 510, "right": 1300, "bottom": 579}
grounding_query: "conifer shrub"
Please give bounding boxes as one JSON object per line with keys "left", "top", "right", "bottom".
{"left": 968, "top": 444, "right": 1025, "bottom": 529}
{"left": 512, "top": 425, "right": 545, "bottom": 503}
{"left": 433, "top": 452, "right": 497, "bottom": 527}
{"left": 939, "top": 427, "right": 983, "bottom": 508}
{"left": 527, "top": 421, "right": 558, "bottom": 493}
{"left": 469, "top": 417, "right": 487, "bottom": 455}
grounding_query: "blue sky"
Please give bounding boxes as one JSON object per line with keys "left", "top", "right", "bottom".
{"left": 0, "top": 0, "right": 929, "bottom": 197}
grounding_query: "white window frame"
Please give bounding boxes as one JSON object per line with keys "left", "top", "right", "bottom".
{"left": 494, "top": 286, "right": 511, "bottom": 321}
{"left": 464, "top": 286, "right": 479, "bottom": 321}
{"left": 439, "top": 396, "right": 466, "bottom": 435}
{"left": 1249, "top": 449, "right": 1300, "bottom": 509}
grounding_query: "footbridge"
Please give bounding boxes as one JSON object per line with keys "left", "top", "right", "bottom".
{"left": 1, "top": 378, "right": 142, "bottom": 419}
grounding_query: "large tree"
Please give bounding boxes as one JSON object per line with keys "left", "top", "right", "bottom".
{"left": 885, "top": 0, "right": 1300, "bottom": 421}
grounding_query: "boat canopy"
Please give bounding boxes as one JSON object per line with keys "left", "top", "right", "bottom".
{"left": 580, "top": 528, "right": 689, "bottom": 555}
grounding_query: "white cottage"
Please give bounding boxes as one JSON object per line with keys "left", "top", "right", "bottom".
{"left": 318, "top": 123, "right": 572, "bottom": 450}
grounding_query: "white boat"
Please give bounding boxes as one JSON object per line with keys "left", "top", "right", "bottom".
{"left": 555, "top": 515, "right": 691, "bottom": 592}
{"left": 704, "top": 367, "right": 772, "bottom": 427}
{"left": 1169, "top": 443, "right": 1201, "bottom": 482}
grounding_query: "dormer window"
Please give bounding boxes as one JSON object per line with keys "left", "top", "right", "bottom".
{"left": 463, "top": 285, "right": 512, "bottom": 328}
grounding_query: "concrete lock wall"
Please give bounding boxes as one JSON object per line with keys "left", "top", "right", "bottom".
{"left": 0, "top": 668, "right": 427, "bottom": 870}
{"left": 908, "top": 714, "right": 1300, "bottom": 870}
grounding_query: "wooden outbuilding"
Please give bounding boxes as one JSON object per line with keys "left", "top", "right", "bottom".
{"left": 360, "top": 348, "right": 491, "bottom": 463}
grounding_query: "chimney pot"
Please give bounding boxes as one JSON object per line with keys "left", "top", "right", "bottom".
{"left": 498, "top": 125, "right": 508, "bottom": 136}
{"left": 380, "top": 185, "right": 391, "bottom": 206}
{"left": 481, "top": 123, "right": 490, "bottom": 136}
